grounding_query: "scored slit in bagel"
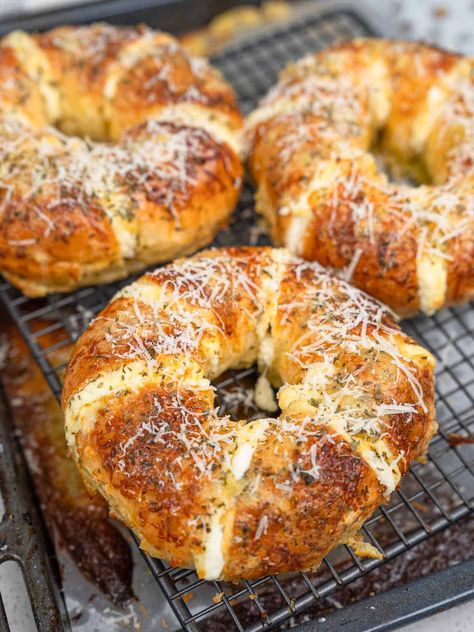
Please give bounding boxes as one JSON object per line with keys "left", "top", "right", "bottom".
{"left": 0, "top": 23, "right": 243, "bottom": 296}
{"left": 62, "top": 247, "right": 436, "bottom": 581}
{"left": 246, "top": 39, "right": 474, "bottom": 317}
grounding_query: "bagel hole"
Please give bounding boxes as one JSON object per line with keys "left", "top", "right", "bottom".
{"left": 371, "top": 131, "right": 432, "bottom": 186}
{"left": 48, "top": 101, "right": 116, "bottom": 143}
{"left": 215, "top": 367, "right": 281, "bottom": 422}
{"left": 55, "top": 119, "right": 113, "bottom": 143}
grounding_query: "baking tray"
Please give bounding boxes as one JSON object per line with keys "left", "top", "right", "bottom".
{"left": 0, "top": 1, "right": 473, "bottom": 631}
{"left": 0, "top": 0, "right": 262, "bottom": 37}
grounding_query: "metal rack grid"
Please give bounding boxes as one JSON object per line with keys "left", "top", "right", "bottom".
{"left": 0, "top": 7, "right": 473, "bottom": 632}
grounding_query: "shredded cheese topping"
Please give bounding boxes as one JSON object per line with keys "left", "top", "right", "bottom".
{"left": 64, "top": 247, "right": 435, "bottom": 579}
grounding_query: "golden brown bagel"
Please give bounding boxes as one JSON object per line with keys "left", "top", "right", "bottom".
{"left": 0, "top": 23, "right": 243, "bottom": 296}
{"left": 246, "top": 39, "right": 474, "bottom": 316}
{"left": 62, "top": 246, "right": 436, "bottom": 581}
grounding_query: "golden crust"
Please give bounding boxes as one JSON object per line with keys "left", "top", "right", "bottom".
{"left": 0, "top": 24, "right": 243, "bottom": 296}
{"left": 62, "top": 246, "right": 436, "bottom": 580}
{"left": 33, "top": 24, "right": 148, "bottom": 139}
{"left": 247, "top": 39, "right": 474, "bottom": 316}
{"left": 0, "top": 45, "right": 49, "bottom": 126}
{"left": 106, "top": 33, "right": 242, "bottom": 142}
{"left": 222, "top": 424, "right": 382, "bottom": 578}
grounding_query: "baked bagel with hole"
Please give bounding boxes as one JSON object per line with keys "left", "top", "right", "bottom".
{"left": 0, "top": 23, "right": 242, "bottom": 296}
{"left": 246, "top": 39, "right": 474, "bottom": 316}
{"left": 62, "top": 246, "right": 436, "bottom": 581}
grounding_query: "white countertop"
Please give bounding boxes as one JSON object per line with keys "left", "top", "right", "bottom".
{"left": 402, "top": 599, "right": 474, "bottom": 632}
{"left": 364, "top": 0, "right": 474, "bottom": 55}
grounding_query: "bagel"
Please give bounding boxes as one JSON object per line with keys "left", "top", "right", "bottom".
{"left": 0, "top": 23, "right": 243, "bottom": 296}
{"left": 246, "top": 39, "right": 474, "bottom": 316}
{"left": 62, "top": 246, "right": 436, "bottom": 581}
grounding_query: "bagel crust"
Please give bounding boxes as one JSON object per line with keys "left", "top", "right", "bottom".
{"left": 246, "top": 39, "right": 474, "bottom": 316}
{"left": 0, "top": 24, "right": 243, "bottom": 296}
{"left": 62, "top": 246, "right": 436, "bottom": 581}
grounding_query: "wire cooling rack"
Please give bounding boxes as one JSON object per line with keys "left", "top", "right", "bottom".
{"left": 1, "top": 6, "right": 473, "bottom": 632}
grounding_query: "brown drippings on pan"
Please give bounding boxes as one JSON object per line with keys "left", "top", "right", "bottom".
{"left": 0, "top": 321, "right": 134, "bottom": 606}
{"left": 448, "top": 432, "right": 474, "bottom": 446}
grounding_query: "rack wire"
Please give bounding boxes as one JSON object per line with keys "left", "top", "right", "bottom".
{"left": 0, "top": 7, "right": 473, "bottom": 632}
